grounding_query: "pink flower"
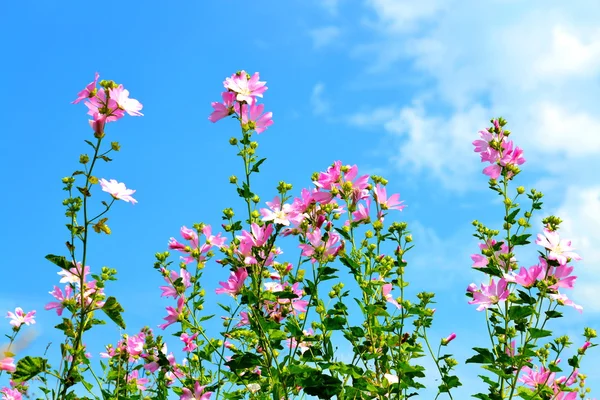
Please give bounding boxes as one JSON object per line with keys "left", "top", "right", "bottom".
{"left": 0, "top": 357, "right": 16, "bottom": 373}
{"left": 180, "top": 381, "right": 212, "bottom": 400}
{"left": 504, "top": 264, "right": 543, "bottom": 288}
{"left": 374, "top": 184, "right": 405, "bottom": 211}
{"left": 6, "top": 308, "right": 36, "bottom": 329}
{"left": 471, "top": 254, "right": 488, "bottom": 268}
{"left": 215, "top": 268, "right": 248, "bottom": 297}
{"left": 261, "top": 196, "right": 294, "bottom": 226}
{"left": 126, "top": 369, "right": 149, "bottom": 391}
{"left": 160, "top": 268, "right": 192, "bottom": 298}
{"left": 180, "top": 332, "right": 199, "bottom": 352}
{"left": 72, "top": 72, "right": 99, "bottom": 104}
{"left": 109, "top": 84, "right": 143, "bottom": 117}
{"left": 298, "top": 228, "right": 343, "bottom": 263}
{"left": 382, "top": 283, "right": 401, "bottom": 310}
{"left": 126, "top": 334, "right": 145, "bottom": 356}
{"left": 223, "top": 71, "right": 267, "bottom": 104}
{"left": 472, "top": 129, "right": 498, "bottom": 163}
{"left": 85, "top": 89, "right": 124, "bottom": 122}
{"left": 99, "top": 178, "right": 137, "bottom": 204}
{"left": 441, "top": 333, "right": 456, "bottom": 345}
{"left": 236, "top": 311, "right": 250, "bottom": 327}
{"left": 535, "top": 229, "right": 581, "bottom": 265}
{"left": 45, "top": 285, "right": 74, "bottom": 316}
{"left": 483, "top": 164, "right": 502, "bottom": 179}
{"left": 580, "top": 341, "right": 592, "bottom": 353}
{"left": 0, "top": 387, "right": 22, "bottom": 400}
{"left": 240, "top": 103, "right": 273, "bottom": 134}
{"left": 468, "top": 278, "right": 509, "bottom": 311}
{"left": 159, "top": 296, "right": 186, "bottom": 330}
{"left": 286, "top": 329, "right": 314, "bottom": 355}
{"left": 88, "top": 113, "right": 106, "bottom": 135}
{"left": 519, "top": 365, "right": 554, "bottom": 389}
{"left": 57, "top": 262, "right": 90, "bottom": 285}
{"left": 548, "top": 293, "right": 583, "bottom": 313}
{"left": 209, "top": 91, "right": 236, "bottom": 122}
{"left": 351, "top": 199, "right": 371, "bottom": 223}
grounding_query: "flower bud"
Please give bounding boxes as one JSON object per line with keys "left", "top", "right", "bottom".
{"left": 111, "top": 141, "right": 121, "bottom": 151}
{"left": 441, "top": 333, "right": 456, "bottom": 346}
{"left": 229, "top": 137, "right": 238, "bottom": 145}
{"left": 517, "top": 186, "right": 525, "bottom": 194}
{"left": 79, "top": 154, "right": 90, "bottom": 164}
{"left": 229, "top": 175, "right": 238, "bottom": 184}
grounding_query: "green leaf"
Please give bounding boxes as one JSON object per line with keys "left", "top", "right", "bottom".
{"left": 250, "top": 158, "right": 266, "bottom": 173}
{"left": 465, "top": 348, "right": 495, "bottom": 364}
{"left": 225, "top": 352, "right": 262, "bottom": 371}
{"left": 545, "top": 310, "right": 563, "bottom": 319}
{"left": 101, "top": 297, "right": 126, "bottom": 329}
{"left": 323, "top": 316, "right": 346, "bottom": 330}
{"left": 505, "top": 208, "right": 520, "bottom": 224}
{"left": 339, "top": 256, "right": 360, "bottom": 275}
{"left": 528, "top": 328, "right": 552, "bottom": 339}
{"left": 334, "top": 228, "right": 352, "bottom": 241}
{"left": 508, "top": 305, "right": 534, "bottom": 321}
{"left": 12, "top": 356, "right": 47, "bottom": 382}
{"left": 510, "top": 233, "right": 531, "bottom": 246}
{"left": 45, "top": 254, "right": 72, "bottom": 271}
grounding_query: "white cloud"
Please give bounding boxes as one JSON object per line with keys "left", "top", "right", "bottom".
{"left": 554, "top": 186, "right": 600, "bottom": 312}
{"left": 320, "top": 0, "right": 341, "bottom": 16}
{"left": 354, "top": 0, "right": 600, "bottom": 188}
{"left": 308, "top": 26, "right": 341, "bottom": 49}
{"left": 310, "top": 83, "right": 330, "bottom": 116}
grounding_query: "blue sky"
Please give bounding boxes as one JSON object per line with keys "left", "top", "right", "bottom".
{"left": 1, "top": 0, "right": 599, "bottom": 397}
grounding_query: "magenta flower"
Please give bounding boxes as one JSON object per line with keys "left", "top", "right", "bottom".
{"left": 215, "top": 268, "right": 248, "bottom": 297}
{"left": 209, "top": 91, "right": 236, "bottom": 122}
{"left": 85, "top": 89, "right": 124, "bottom": 122}
{"left": 224, "top": 71, "right": 267, "bottom": 104}
{"left": 6, "top": 308, "right": 36, "bottom": 329}
{"left": 298, "top": 228, "right": 343, "bottom": 263}
{"left": 99, "top": 178, "right": 137, "bottom": 204}
{"left": 240, "top": 102, "right": 273, "bottom": 134}
{"left": 159, "top": 296, "right": 186, "bottom": 330}
{"left": 382, "top": 283, "right": 401, "bottom": 310}
{"left": 468, "top": 278, "right": 509, "bottom": 311}
{"left": 519, "top": 365, "right": 555, "bottom": 389}
{"left": 472, "top": 129, "right": 498, "bottom": 163}
{"left": 159, "top": 268, "right": 192, "bottom": 298}
{"left": 181, "top": 381, "right": 213, "bottom": 400}
{"left": 236, "top": 311, "right": 250, "bottom": 327}
{"left": 536, "top": 229, "right": 581, "bottom": 265}
{"left": 109, "top": 84, "right": 144, "bottom": 117}
{"left": 180, "top": 332, "right": 199, "bottom": 352}
{"left": 441, "top": 333, "right": 456, "bottom": 345}
{"left": 374, "top": 184, "right": 405, "bottom": 211}
{"left": 351, "top": 199, "right": 371, "bottom": 223}
{"left": 72, "top": 72, "right": 99, "bottom": 104}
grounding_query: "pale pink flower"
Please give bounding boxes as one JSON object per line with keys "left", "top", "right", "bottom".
{"left": 45, "top": 285, "right": 74, "bottom": 316}
{"left": 472, "top": 129, "right": 498, "bottom": 163}
{"left": 519, "top": 365, "right": 554, "bottom": 389}
{"left": 126, "top": 369, "right": 149, "bottom": 391}
{"left": 215, "top": 268, "right": 248, "bottom": 297}
{"left": 504, "top": 264, "right": 543, "bottom": 288}
{"left": 286, "top": 329, "right": 314, "bottom": 355}
{"left": 261, "top": 196, "right": 294, "bottom": 226}
{"left": 536, "top": 229, "right": 581, "bottom": 265}
{"left": 468, "top": 278, "right": 509, "bottom": 311}
{"left": 202, "top": 225, "right": 227, "bottom": 248}
{"left": 471, "top": 254, "right": 488, "bottom": 268}
{"left": 99, "top": 178, "right": 137, "bottom": 204}
{"left": 223, "top": 71, "right": 267, "bottom": 104}
{"left": 374, "top": 184, "right": 405, "bottom": 211}
{"left": 548, "top": 293, "right": 583, "bottom": 313}
{"left": 160, "top": 268, "right": 192, "bottom": 298}
{"left": 57, "top": 262, "right": 90, "bottom": 285}
{"left": 126, "top": 334, "right": 145, "bottom": 356}
{"left": 209, "top": 91, "right": 236, "bottom": 122}
{"left": 0, "top": 387, "right": 22, "bottom": 400}
{"left": 72, "top": 72, "right": 99, "bottom": 104}
{"left": 382, "top": 283, "right": 401, "bottom": 310}
{"left": 6, "top": 308, "right": 36, "bottom": 329}
{"left": 0, "top": 358, "right": 16, "bottom": 373}
{"left": 240, "top": 103, "right": 273, "bottom": 134}
{"left": 181, "top": 381, "right": 212, "bottom": 400}
{"left": 483, "top": 164, "right": 502, "bottom": 179}
{"left": 109, "top": 84, "right": 143, "bottom": 117}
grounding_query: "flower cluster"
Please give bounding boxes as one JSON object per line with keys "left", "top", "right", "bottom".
{"left": 473, "top": 118, "right": 525, "bottom": 180}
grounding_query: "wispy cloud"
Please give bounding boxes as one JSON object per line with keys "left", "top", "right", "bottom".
{"left": 353, "top": 0, "right": 600, "bottom": 190}
{"left": 310, "top": 83, "right": 330, "bottom": 116}
{"left": 319, "top": 0, "right": 342, "bottom": 16}
{"left": 308, "top": 26, "right": 341, "bottom": 49}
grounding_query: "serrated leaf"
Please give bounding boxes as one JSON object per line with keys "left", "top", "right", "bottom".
{"left": 45, "top": 254, "right": 72, "bottom": 271}
{"left": 101, "top": 297, "right": 126, "bottom": 329}
{"left": 12, "top": 356, "right": 47, "bottom": 382}
{"left": 528, "top": 328, "right": 552, "bottom": 339}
